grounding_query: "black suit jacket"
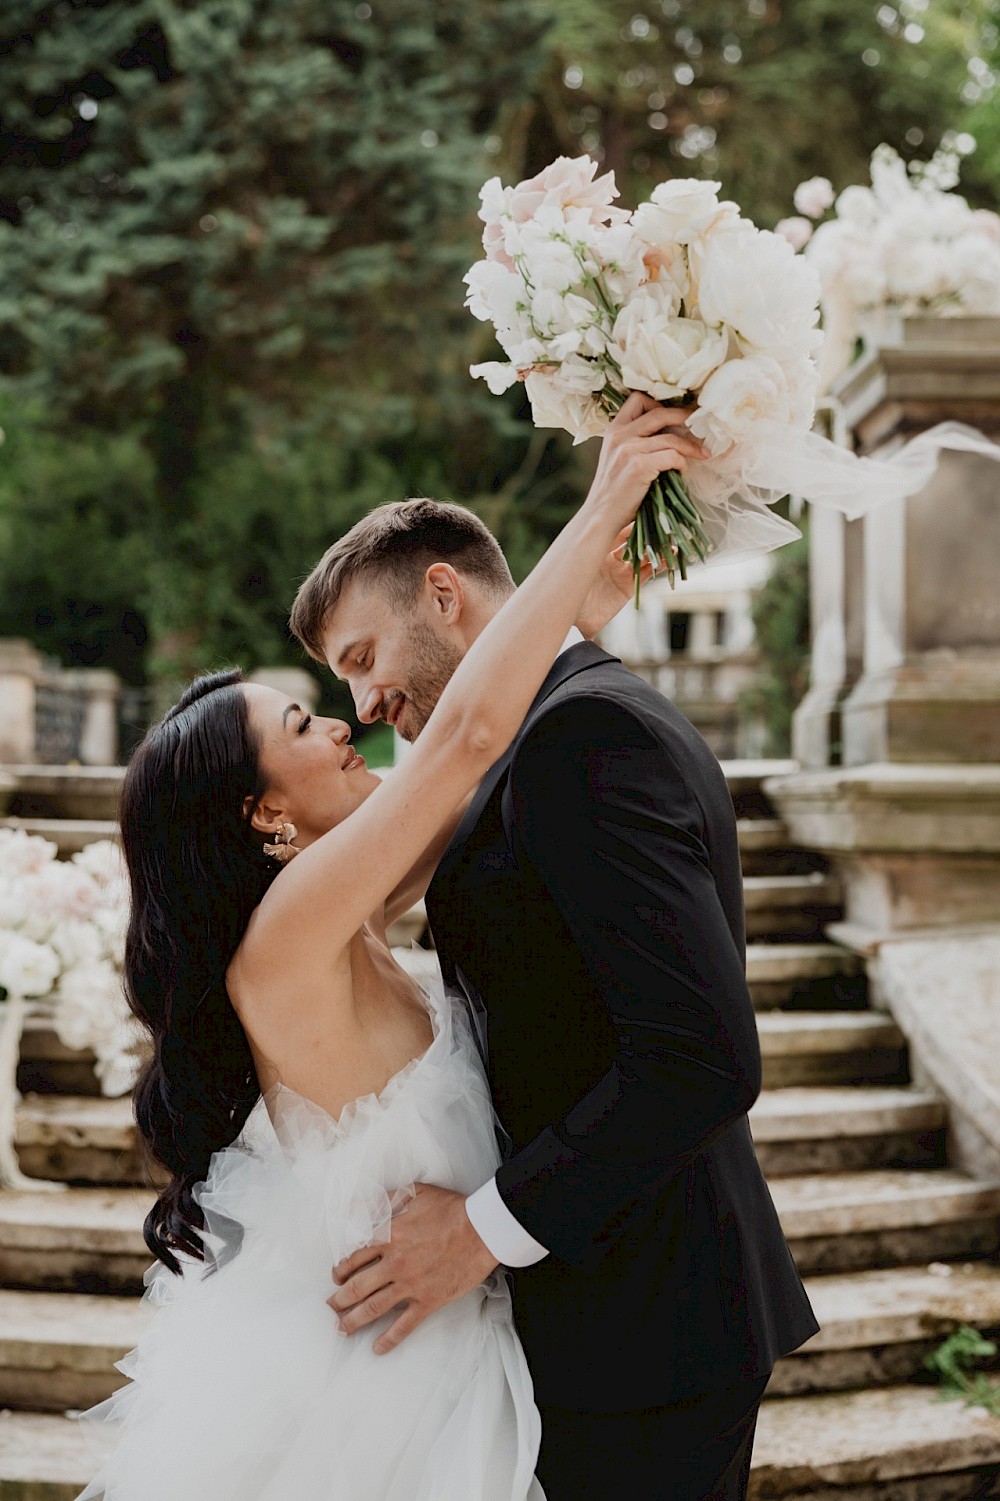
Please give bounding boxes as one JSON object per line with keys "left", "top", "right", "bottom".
{"left": 426, "top": 643, "right": 817, "bottom": 1411}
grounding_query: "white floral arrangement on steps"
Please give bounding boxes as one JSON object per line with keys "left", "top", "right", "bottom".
{"left": 0, "top": 829, "right": 143, "bottom": 1191}
{"left": 776, "top": 143, "right": 1000, "bottom": 388}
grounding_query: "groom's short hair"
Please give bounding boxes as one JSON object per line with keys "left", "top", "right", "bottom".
{"left": 289, "top": 499, "right": 515, "bottom": 662}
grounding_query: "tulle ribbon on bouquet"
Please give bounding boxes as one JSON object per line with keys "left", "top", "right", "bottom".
{"left": 686, "top": 419, "right": 1000, "bottom": 566}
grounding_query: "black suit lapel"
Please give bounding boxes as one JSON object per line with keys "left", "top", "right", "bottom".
{"left": 435, "top": 640, "right": 618, "bottom": 878}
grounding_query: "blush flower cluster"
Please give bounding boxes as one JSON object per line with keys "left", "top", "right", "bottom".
{"left": 778, "top": 145, "right": 1000, "bottom": 385}
{"left": 466, "top": 156, "right": 824, "bottom": 591}
{"left": 0, "top": 830, "right": 142, "bottom": 1096}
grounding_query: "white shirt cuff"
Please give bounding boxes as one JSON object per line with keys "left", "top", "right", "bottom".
{"left": 465, "top": 1177, "right": 549, "bottom": 1268}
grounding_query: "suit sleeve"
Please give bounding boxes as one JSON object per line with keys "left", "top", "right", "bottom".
{"left": 495, "top": 694, "right": 761, "bottom": 1274}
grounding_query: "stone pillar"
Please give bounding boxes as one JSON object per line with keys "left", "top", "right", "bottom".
{"left": 771, "top": 322, "right": 1000, "bottom": 1175}
{"left": 0, "top": 640, "right": 42, "bottom": 765}
{"left": 835, "top": 317, "right": 1000, "bottom": 765}
{"left": 57, "top": 669, "right": 122, "bottom": 766}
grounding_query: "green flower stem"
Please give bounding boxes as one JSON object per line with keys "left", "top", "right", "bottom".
{"left": 597, "top": 384, "right": 711, "bottom": 600}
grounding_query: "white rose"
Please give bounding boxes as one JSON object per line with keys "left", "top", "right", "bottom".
{"left": 775, "top": 217, "right": 814, "bottom": 252}
{"left": 632, "top": 179, "right": 737, "bottom": 247}
{"left": 694, "top": 225, "right": 822, "bottom": 359}
{"left": 0, "top": 932, "right": 61, "bottom": 998}
{"left": 688, "top": 355, "right": 797, "bottom": 455}
{"left": 610, "top": 286, "right": 728, "bottom": 400}
{"left": 793, "top": 176, "right": 835, "bottom": 219}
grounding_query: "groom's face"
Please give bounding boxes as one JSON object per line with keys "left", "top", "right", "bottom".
{"left": 321, "top": 574, "right": 465, "bottom": 742}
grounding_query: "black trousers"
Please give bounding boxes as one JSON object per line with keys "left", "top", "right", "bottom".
{"left": 535, "top": 1375, "right": 768, "bottom": 1501}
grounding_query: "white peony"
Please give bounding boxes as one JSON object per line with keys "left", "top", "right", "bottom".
{"left": 694, "top": 224, "right": 822, "bottom": 360}
{"left": 610, "top": 287, "right": 728, "bottom": 400}
{"left": 793, "top": 176, "right": 835, "bottom": 219}
{"left": 0, "top": 932, "right": 61, "bottom": 998}
{"left": 688, "top": 356, "right": 799, "bottom": 455}
{"left": 632, "top": 178, "right": 737, "bottom": 247}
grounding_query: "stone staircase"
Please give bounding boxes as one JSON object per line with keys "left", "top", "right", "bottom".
{"left": 2, "top": 764, "right": 1000, "bottom": 1496}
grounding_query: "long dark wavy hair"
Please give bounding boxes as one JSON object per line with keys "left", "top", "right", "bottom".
{"left": 120, "top": 669, "right": 279, "bottom": 1273}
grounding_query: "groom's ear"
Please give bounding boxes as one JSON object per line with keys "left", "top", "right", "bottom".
{"left": 422, "top": 563, "right": 465, "bottom": 625}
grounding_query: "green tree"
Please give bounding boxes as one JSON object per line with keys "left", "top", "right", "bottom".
{"left": 515, "top": 0, "right": 990, "bottom": 224}
{"left": 0, "top": 0, "right": 550, "bottom": 674}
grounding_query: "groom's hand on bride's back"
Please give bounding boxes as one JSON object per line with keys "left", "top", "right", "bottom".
{"left": 327, "top": 1184, "right": 499, "bottom": 1354}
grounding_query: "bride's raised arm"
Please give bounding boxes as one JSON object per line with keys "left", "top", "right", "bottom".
{"left": 248, "top": 395, "right": 702, "bottom": 960}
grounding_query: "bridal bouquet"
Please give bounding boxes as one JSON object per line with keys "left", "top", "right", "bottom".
{"left": 0, "top": 830, "right": 142, "bottom": 1097}
{"left": 778, "top": 145, "right": 1000, "bottom": 386}
{"left": 465, "top": 156, "right": 823, "bottom": 594}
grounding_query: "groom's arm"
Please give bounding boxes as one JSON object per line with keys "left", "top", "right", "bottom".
{"left": 491, "top": 692, "right": 760, "bottom": 1275}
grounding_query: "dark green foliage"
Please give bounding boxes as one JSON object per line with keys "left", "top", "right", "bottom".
{"left": 524, "top": 0, "right": 992, "bottom": 224}
{"left": 926, "top": 1325, "right": 1000, "bottom": 1416}
{"left": 741, "top": 530, "right": 810, "bottom": 757}
{"left": 0, "top": 0, "right": 993, "bottom": 701}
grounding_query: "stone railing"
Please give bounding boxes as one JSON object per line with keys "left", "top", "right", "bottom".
{"left": 0, "top": 640, "right": 122, "bottom": 766}
{"left": 775, "top": 315, "right": 1000, "bottom": 1175}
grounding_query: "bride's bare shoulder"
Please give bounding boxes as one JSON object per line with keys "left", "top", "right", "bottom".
{"left": 227, "top": 903, "right": 355, "bottom": 1031}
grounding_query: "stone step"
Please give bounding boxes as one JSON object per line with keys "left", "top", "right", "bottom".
{"left": 722, "top": 759, "right": 798, "bottom": 820}
{"left": 746, "top": 943, "right": 867, "bottom": 1011}
{"left": 737, "top": 819, "right": 825, "bottom": 877}
{"left": 0, "top": 1288, "right": 147, "bottom": 1410}
{"left": 0, "top": 1411, "right": 94, "bottom": 1501}
{"left": 743, "top": 873, "right": 842, "bottom": 941}
{"left": 5, "top": 1382, "right": 999, "bottom": 1501}
{"left": 2, "top": 765, "right": 125, "bottom": 822}
{"left": 757, "top": 1012, "right": 908, "bottom": 1088}
{"left": 751, "top": 1087, "right": 945, "bottom": 1176}
{"left": 17, "top": 1016, "right": 103, "bottom": 1097}
{"left": 771, "top": 1262, "right": 1000, "bottom": 1397}
{"left": 771, "top": 1169, "right": 1000, "bottom": 1275}
{"left": 750, "top": 1384, "right": 1000, "bottom": 1499}
{"left": 0, "top": 1187, "right": 151, "bottom": 1293}
{"left": 0, "top": 816, "right": 118, "bottom": 857}
{"left": 14, "top": 1096, "right": 147, "bottom": 1185}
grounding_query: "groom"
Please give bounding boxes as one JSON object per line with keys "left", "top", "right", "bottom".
{"left": 289, "top": 495, "right": 817, "bottom": 1500}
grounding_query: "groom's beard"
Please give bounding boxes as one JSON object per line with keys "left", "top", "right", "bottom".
{"left": 392, "top": 621, "right": 464, "bottom": 742}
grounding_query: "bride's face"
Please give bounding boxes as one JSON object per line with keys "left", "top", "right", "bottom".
{"left": 242, "top": 684, "right": 382, "bottom": 847}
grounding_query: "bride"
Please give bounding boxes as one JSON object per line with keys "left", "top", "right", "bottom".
{"left": 77, "top": 395, "right": 704, "bottom": 1501}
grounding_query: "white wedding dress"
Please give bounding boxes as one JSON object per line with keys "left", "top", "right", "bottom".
{"left": 77, "top": 986, "right": 544, "bottom": 1500}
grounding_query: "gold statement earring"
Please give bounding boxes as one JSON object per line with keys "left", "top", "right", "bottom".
{"left": 263, "top": 822, "right": 300, "bottom": 865}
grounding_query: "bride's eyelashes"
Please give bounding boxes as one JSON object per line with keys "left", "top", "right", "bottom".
{"left": 297, "top": 714, "right": 312, "bottom": 735}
